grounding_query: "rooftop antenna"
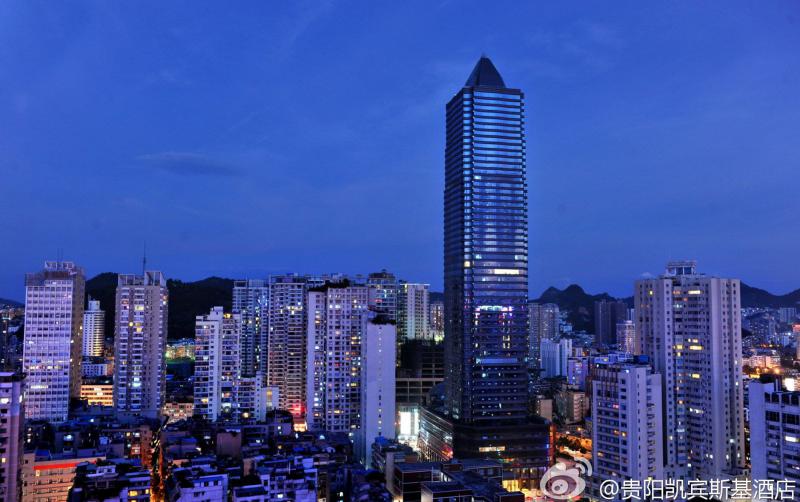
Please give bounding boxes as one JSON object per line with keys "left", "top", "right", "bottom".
{"left": 142, "top": 241, "right": 147, "bottom": 275}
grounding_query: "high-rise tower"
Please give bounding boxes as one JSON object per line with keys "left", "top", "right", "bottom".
{"left": 194, "top": 307, "right": 241, "bottom": 422}
{"left": 443, "top": 55, "right": 529, "bottom": 423}
{"left": 23, "top": 261, "right": 85, "bottom": 422}
{"left": 419, "top": 56, "right": 550, "bottom": 489}
{"left": 82, "top": 298, "right": 105, "bottom": 357}
{"left": 635, "top": 260, "right": 745, "bottom": 480}
{"left": 528, "top": 302, "right": 559, "bottom": 370}
{"left": 114, "top": 271, "right": 168, "bottom": 419}
{"left": 267, "top": 275, "right": 309, "bottom": 422}
{"left": 232, "top": 279, "right": 268, "bottom": 377}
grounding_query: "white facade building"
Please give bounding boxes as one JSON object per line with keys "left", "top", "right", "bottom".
{"left": 397, "top": 283, "right": 429, "bottom": 340}
{"left": 114, "top": 271, "right": 168, "bottom": 419}
{"left": 591, "top": 360, "right": 664, "bottom": 486}
{"left": 360, "top": 320, "right": 397, "bottom": 466}
{"left": 635, "top": 260, "right": 745, "bottom": 480}
{"left": 540, "top": 337, "right": 572, "bottom": 378}
{"left": 0, "top": 372, "right": 23, "bottom": 502}
{"left": 306, "top": 284, "right": 370, "bottom": 434}
{"left": 194, "top": 307, "right": 241, "bottom": 422}
{"left": 82, "top": 299, "right": 105, "bottom": 357}
{"left": 748, "top": 378, "right": 800, "bottom": 500}
{"left": 23, "top": 261, "right": 85, "bottom": 422}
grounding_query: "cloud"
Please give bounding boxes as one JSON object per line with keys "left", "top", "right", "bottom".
{"left": 136, "top": 152, "right": 241, "bottom": 177}
{"left": 524, "top": 20, "right": 624, "bottom": 75}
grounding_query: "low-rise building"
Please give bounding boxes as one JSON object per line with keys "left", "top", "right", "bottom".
{"left": 80, "top": 378, "right": 114, "bottom": 407}
{"left": 22, "top": 450, "right": 106, "bottom": 501}
{"left": 68, "top": 459, "right": 151, "bottom": 501}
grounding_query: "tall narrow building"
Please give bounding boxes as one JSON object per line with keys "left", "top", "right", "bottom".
{"left": 590, "top": 359, "right": 664, "bottom": 488}
{"left": 528, "top": 302, "right": 559, "bottom": 370}
{"left": 267, "top": 275, "right": 309, "bottom": 423}
{"left": 232, "top": 280, "right": 268, "bottom": 377}
{"left": 305, "top": 282, "right": 370, "bottom": 434}
{"left": 748, "top": 378, "right": 800, "bottom": 500}
{"left": 82, "top": 299, "right": 105, "bottom": 357}
{"left": 594, "top": 300, "right": 627, "bottom": 348}
{"left": 0, "top": 372, "right": 24, "bottom": 502}
{"left": 616, "top": 319, "right": 636, "bottom": 354}
{"left": 360, "top": 319, "right": 397, "bottom": 466}
{"left": 194, "top": 307, "right": 241, "bottom": 422}
{"left": 23, "top": 261, "right": 85, "bottom": 422}
{"left": 635, "top": 261, "right": 745, "bottom": 480}
{"left": 367, "top": 270, "right": 399, "bottom": 321}
{"left": 397, "top": 283, "right": 430, "bottom": 340}
{"left": 428, "top": 297, "right": 444, "bottom": 340}
{"left": 419, "top": 56, "right": 550, "bottom": 489}
{"left": 114, "top": 271, "right": 168, "bottom": 419}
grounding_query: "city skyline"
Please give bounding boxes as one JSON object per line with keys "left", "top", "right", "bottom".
{"left": 2, "top": 2, "right": 800, "bottom": 299}
{"left": 1, "top": 9, "right": 798, "bottom": 498}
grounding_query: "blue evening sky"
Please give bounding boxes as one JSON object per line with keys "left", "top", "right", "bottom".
{"left": 1, "top": 1, "right": 799, "bottom": 300}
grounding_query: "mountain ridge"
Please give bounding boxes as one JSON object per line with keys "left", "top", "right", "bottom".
{"left": 86, "top": 273, "right": 234, "bottom": 341}
{"left": 7, "top": 275, "right": 799, "bottom": 340}
{"left": 0, "top": 298, "right": 22, "bottom": 307}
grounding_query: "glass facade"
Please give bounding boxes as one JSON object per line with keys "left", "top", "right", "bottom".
{"left": 444, "top": 57, "right": 529, "bottom": 424}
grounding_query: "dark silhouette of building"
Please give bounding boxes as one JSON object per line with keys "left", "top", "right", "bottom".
{"left": 594, "top": 299, "right": 627, "bottom": 347}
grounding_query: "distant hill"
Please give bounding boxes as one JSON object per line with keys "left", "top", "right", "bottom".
{"left": 85, "top": 272, "right": 120, "bottom": 339}
{"left": 167, "top": 277, "right": 233, "bottom": 339}
{"left": 533, "top": 284, "right": 626, "bottom": 333}
{"left": 740, "top": 283, "right": 800, "bottom": 308}
{"left": 86, "top": 273, "right": 234, "bottom": 341}
{"left": 530, "top": 281, "right": 800, "bottom": 333}
{"left": 36, "top": 274, "right": 800, "bottom": 343}
{"left": 0, "top": 298, "right": 22, "bottom": 307}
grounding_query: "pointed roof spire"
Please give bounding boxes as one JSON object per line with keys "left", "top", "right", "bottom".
{"left": 465, "top": 55, "right": 506, "bottom": 88}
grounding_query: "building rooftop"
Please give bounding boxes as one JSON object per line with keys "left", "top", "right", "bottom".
{"left": 395, "top": 461, "right": 441, "bottom": 473}
{"left": 465, "top": 56, "right": 506, "bottom": 88}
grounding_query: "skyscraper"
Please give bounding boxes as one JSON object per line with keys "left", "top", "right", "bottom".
{"left": 232, "top": 279, "right": 268, "bottom": 378}
{"left": 266, "top": 275, "right": 309, "bottom": 422}
{"left": 114, "top": 271, "right": 168, "bottom": 419}
{"left": 305, "top": 282, "right": 370, "bottom": 434}
{"left": 635, "top": 261, "right": 745, "bottom": 480}
{"left": 82, "top": 298, "right": 105, "bottom": 357}
{"left": 528, "top": 302, "right": 559, "bottom": 370}
{"left": 397, "top": 282, "right": 429, "bottom": 340}
{"left": 443, "top": 54, "right": 529, "bottom": 423}
{"left": 419, "top": 56, "right": 550, "bottom": 488}
{"left": 194, "top": 307, "right": 241, "bottom": 422}
{"left": 23, "top": 261, "right": 85, "bottom": 422}
{"left": 594, "top": 299, "right": 627, "bottom": 348}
